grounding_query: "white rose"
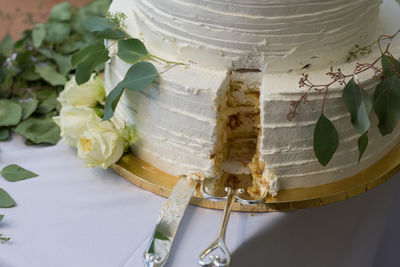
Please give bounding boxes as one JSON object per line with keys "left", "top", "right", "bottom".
{"left": 58, "top": 74, "right": 105, "bottom": 107}
{"left": 76, "top": 117, "right": 124, "bottom": 169}
{"left": 53, "top": 106, "right": 99, "bottom": 146}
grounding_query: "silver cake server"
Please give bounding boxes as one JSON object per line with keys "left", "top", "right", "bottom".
{"left": 198, "top": 178, "right": 267, "bottom": 266}
{"left": 144, "top": 175, "right": 198, "bottom": 267}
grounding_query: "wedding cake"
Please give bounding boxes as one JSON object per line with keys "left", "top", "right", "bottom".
{"left": 105, "top": 0, "right": 400, "bottom": 197}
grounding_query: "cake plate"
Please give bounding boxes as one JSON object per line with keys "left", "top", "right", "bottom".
{"left": 111, "top": 139, "right": 400, "bottom": 212}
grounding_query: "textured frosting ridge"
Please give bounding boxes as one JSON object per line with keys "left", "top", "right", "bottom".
{"left": 133, "top": 0, "right": 381, "bottom": 71}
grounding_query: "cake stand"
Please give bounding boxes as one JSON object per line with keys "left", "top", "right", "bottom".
{"left": 111, "top": 138, "right": 400, "bottom": 212}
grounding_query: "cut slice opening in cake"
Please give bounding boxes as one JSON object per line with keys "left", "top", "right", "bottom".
{"left": 212, "top": 70, "right": 276, "bottom": 198}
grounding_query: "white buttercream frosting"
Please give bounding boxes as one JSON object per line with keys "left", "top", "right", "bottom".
{"left": 133, "top": 0, "right": 381, "bottom": 72}
{"left": 106, "top": 0, "right": 400, "bottom": 194}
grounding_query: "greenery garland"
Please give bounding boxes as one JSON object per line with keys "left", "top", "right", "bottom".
{"left": 72, "top": 14, "right": 184, "bottom": 120}
{"left": 0, "top": 0, "right": 112, "bottom": 241}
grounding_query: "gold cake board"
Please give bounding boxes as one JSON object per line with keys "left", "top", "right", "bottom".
{"left": 111, "top": 139, "right": 400, "bottom": 212}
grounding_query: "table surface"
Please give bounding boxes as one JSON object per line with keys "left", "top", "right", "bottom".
{"left": 0, "top": 135, "right": 400, "bottom": 267}
{"left": 1, "top": 0, "right": 400, "bottom": 266}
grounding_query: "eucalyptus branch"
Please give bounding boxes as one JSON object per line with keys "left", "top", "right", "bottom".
{"left": 150, "top": 54, "right": 185, "bottom": 66}
{"left": 287, "top": 29, "right": 400, "bottom": 121}
{"left": 347, "top": 28, "right": 400, "bottom": 62}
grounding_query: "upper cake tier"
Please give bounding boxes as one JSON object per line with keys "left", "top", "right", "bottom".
{"left": 132, "top": 0, "right": 381, "bottom": 72}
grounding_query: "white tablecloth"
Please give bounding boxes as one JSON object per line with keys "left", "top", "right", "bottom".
{"left": 0, "top": 135, "right": 400, "bottom": 267}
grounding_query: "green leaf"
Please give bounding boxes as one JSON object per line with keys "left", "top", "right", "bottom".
{"left": 94, "top": 28, "right": 128, "bottom": 40}
{"left": 0, "top": 214, "right": 4, "bottom": 222}
{"left": 32, "top": 23, "right": 46, "bottom": 48}
{"left": 75, "top": 47, "right": 109, "bottom": 85}
{"left": 0, "top": 127, "right": 9, "bottom": 141}
{"left": 37, "top": 49, "right": 72, "bottom": 76}
{"left": 83, "top": 0, "right": 111, "bottom": 16}
{"left": 84, "top": 16, "right": 115, "bottom": 32}
{"left": 1, "top": 164, "right": 38, "bottom": 182}
{"left": 53, "top": 54, "right": 72, "bottom": 76}
{"left": 20, "top": 99, "right": 39, "bottom": 120}
{"left": 49, "top": 2, "right": 72, "bottom": 21}
{"left": 84, "top": 16, "right": 128, "bottom": 40}
{"left": 313, "top": 114, "right": 339, "bottom": 166}
{"left": 119, "top": 62, "right": 158, "bottom": 92}
{"left": 35, "top": 65, "right": 66, "bottom": 86}
{"left": 16, "top": 50, "right": 32, "bottom": 66}
{"left": 103, "top": 62, "right": 158, "bottom": 120}
{"left": 117, "top": 38, "right": 149, "bottom": 64}
{"left": 45, "top": 22, "right": 71, "bottom": 43}
{"left": 20, "top": 68, "right": 41, "bottom": 81}
{"left": 14, "top": 117, "right": 60, "bottom": 145}
{"left": 0, "top": 188, "right": 15, "bottom": 208}
{"left": 0, "top": 99, "right": 22, "bottom": 126}
{"left": 0, "top": 34, "right": 13, "bottom": 55}
{"left": 71, "top": 42, "right": 105, "bottom": 68}
{"left": 35, "top": 89, "right": 58, "bottom": 114}
{"left": 358, "top": 132, "right": 368, "bottom": 162}
{"left": 342, "top": 78, "right": 372, "bottom": 134}
{"left": 374, "top": 75, "right": 400, "bottom": 136}
{"left": 103, "top": 84, "right": 125, "bottom": 120}
{"left": 381, "top": 54, "right": 400, "bottom": 77}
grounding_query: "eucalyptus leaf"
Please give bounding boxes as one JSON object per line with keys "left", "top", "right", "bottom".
{"left": 45, "top": 22, "right": 71, "bottom": 43}
{"left": 374, "top": 75, "right": 400, "bottom": 136}
{"left": 16, "top": 51, "right": 32, "bottom": 67}
{"left": 20, "top": 99, "right": 38, "bottom": 120}
{"left": 37, "top": 49, "right": 72, "bottom": 76}
{"left": 49, "top": 2, "right": 72, "bottom": 21}
{"left": 84, "top": 0, "right": 111, "bottom": 16}
{"left": 0, "top": 34, "right": 13, "bottom": 55}
{"left": 117, "top": 38, "right": 149, "bottom": 64}
{"left": 94, "top": 28, "right": 128, "bottom": 40}
{"left": 342, "top": 78, "right": 372, "bottom": 134}
{"left": 381, "top": 54, "right": 400, "bottom": 77}
{"left": 358, "top": 132, "right": 368, "bottom": 162}
{"left": 14, "top": 117, "right": 60, "bottom": 145}
{"left": 118, "top": 62, "right": 158, "bottom": 92}
{"left": 0, "top": 188, "right": 15, "bottom": 208}
{"left": 53, "top": 54, "right": 72, "bottom": 76}
{"left": 32, "top": 23, "right": 46, "bottom": 48}
{"left": 0, "top": 127, "right": 9, "bottom": 141}
{"left": 103, "top": 62, "right": 158, "bottom": 120}
{"left": 20, "top": 68, "right": 41, "bottom": 81}
{"left": 71, "top": 42, "right": 105, "bottom": 68}
{"left": 84, "top": 16, "right": 115, "bottom": 32}
{"left": 0, "top": 99, "right": 22, "bottom": 126}
{"left": 35, "top": 89, "right": 58, "bottom": 114}
{"left": 35, "top": 65, "right": 66, "bottom": 86}
{"left": 313, "top": 114, "right": 339, "bottom": 166}
{"left": 1, "top": 164, "right": 38, "bottom": 182}
{"left": 60, "top": 40, "right": 88, "bottom": 54}
{"left": 84, "top": 16, "right": 128, "bottom": 40}
{"left": 75, "top": 47, "right": 109, "bottom": 85}
{"left": 103, "top": 84, "right": 125, "bottom": 120}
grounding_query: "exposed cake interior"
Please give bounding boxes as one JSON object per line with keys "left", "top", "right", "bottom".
{"left": 212, "top": 71, "right": 274, "bottom": 197}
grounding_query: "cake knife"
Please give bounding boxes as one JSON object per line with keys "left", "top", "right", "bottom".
{"left": 144, "top": 175, "right": 198, "bottom": 267}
